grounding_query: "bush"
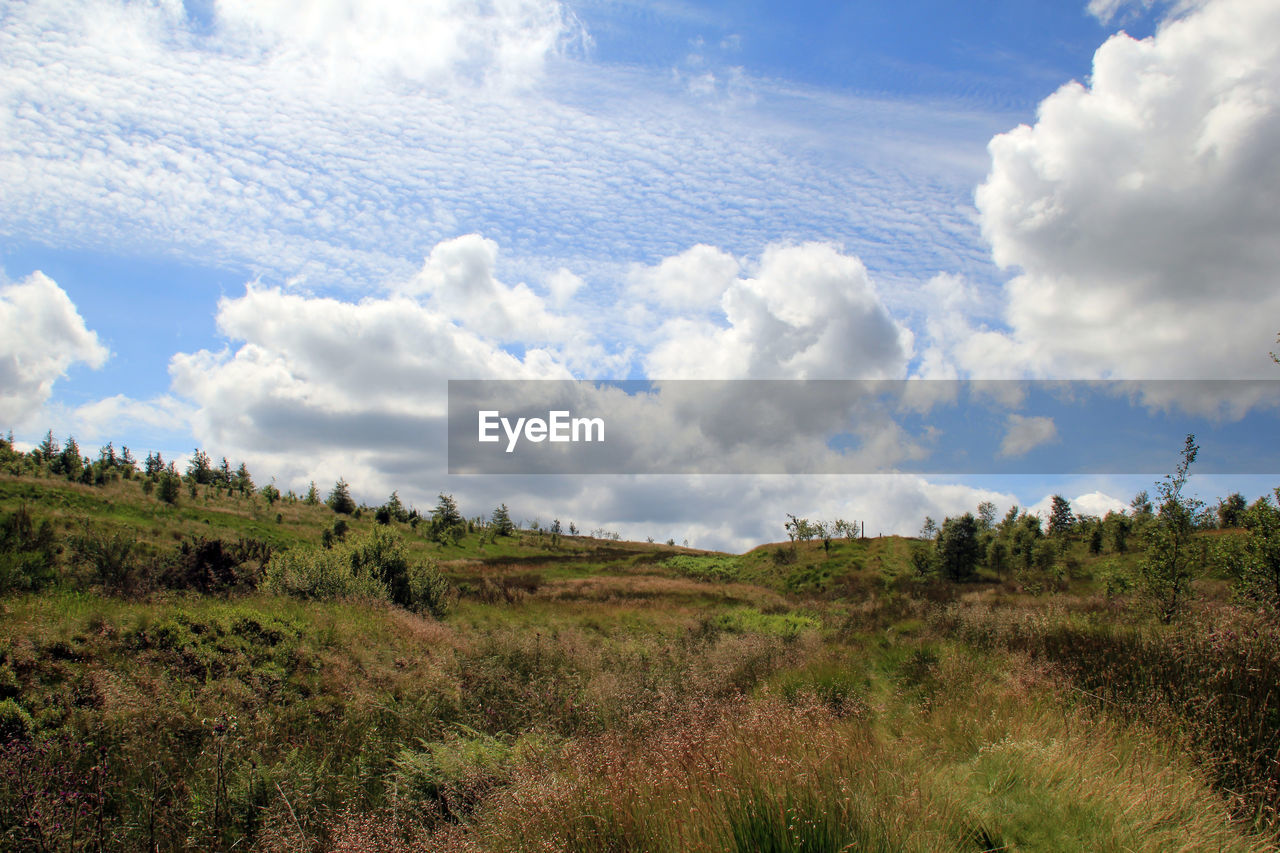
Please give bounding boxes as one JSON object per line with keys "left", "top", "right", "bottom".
{"left": 70, "top": 525, "right": 143, "bottom": 595}
{"left": 263, "top": 527, "right": 451, "bottom": 614}
{"left": 0, "top": 699, "right": 34, "bottom": 743}
{"left": 262, "top": 542, "right": 387, "bottom": 601}
{"left": 160, "top": 537, "right": 272, "bottom": 593}
{"left": 408, "top": 559, "right": 451, "bottom": 618}
{"left": 0, "top": 505, "right": 57, "bottom": 593}
{"left": 391, "top": 729, "right": 523, "bottom": 821}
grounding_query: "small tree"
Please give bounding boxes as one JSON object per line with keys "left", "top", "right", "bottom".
{"left": 385, "top": 491, "right": 409, "bottom": 523}
{"left": 987, "top": 537, "right": 1009, "bottom": 579}
{"left": 1219, "top": 490, "right": 1280, "bottom": 611}
{"left": 1218, "top": 492, "right": 1248, "bottom": 529}
{"left": 1047, "top": 495, "right": 1075, "bottom": 537}
{"left": 305, "top": 481, "right": 320, "bottom": 506}
{"left": 1088, "top": 525, "right": 1104, "bottom": 555}
{"left": 1140, "top": 434, "right": 1202, "bottom": 622}
{"left": 233, "top": 462, "right": 254, "bottom": 496}
{"left": 937, "top": 513, "right": 980, "bottom": 582}
{"left": 491, "top": 504, "right": 515, "bottom": 537}
{"left": 910, "top": 541, "right": 939, "bottom": 579}
{"left": 57, "top": 436, "right": 83, "bottom": 480}
{"left": 145, "top": 451, "right": 164, "bottom": 479}
{"left": 328, "top": 478, "right": 356, "bottom": 515}
{"left": 36, "top": 430, "right": 58, "bottom": 465}
{"left": 976, "top": 501, "right": 997, "bottom": 531}
{"left": 430, "top": 494, "right": 465, "bottom": 543}
{"left": 1104, "top": 510, "right": 1131, "bottom": 554}
{"left": 1130, "top": 490, "right": 1154, "bottom": 524}
{"left": 157, "top": 461, "right": 182, "bottom": 505}
{"left": 187, "top": 448, "right": 214, "bottom": 485}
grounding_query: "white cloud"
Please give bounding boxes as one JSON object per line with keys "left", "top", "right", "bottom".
{"left": 151, "top": 234, "right": 1009, "bottom": 548}
{"left": 644, "top": 242, "right": 913, "bottom": 379}
{"left": 0, "top": 271, "right": 108, "bottom": 426}
{"left": 546, "top": 267, "right": 584, "bottom": 307}
{"left": 400, "top": 234, "right": 575, "bottom": 344}
{"left": 627, "top": 244, "right": 740, "bottom": 312}
{"left": 998, "top": 413, "right": 1058, "bottom": 458}
{"left": 214, "top": 0, "right": 582, "bottom": 90}
{"left": 974, "top": 0, "right": 1280, "bottom": 380}
{"left": 0, "top": 0, "right": 1005, "bottom": 298}
{"left": 1027, "top": 489, "right": 1127, "bottom": 521}
{"left": 167, "top": 268, "right": 573, "bottom": 498}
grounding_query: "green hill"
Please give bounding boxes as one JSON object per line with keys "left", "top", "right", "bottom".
{"left": 1, "top": 456, "right": 1278, "bottom": 851}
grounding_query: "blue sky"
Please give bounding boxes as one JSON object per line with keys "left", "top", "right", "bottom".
{"left": 2, "top": 0, "right": 1277, "bottom": 549}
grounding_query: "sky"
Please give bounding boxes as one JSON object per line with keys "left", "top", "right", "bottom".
{"left": 2, "top": 0, "right": 1278, "bottom": 550}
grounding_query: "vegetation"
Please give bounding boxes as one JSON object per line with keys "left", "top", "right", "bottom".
{"left": 0, "top": 430, "right": 1278, "bottom": 850}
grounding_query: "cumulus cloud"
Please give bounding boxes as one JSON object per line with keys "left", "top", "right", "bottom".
{"left": 998, "top": 413, "right": 1059, "bottom": 458}
{"left": 399, "top": 234, "right": 575, "bottom": 343}
{"left": 1027, "top": 489, "right": 1127, "bottom": 521}
{"left": 627, "top": 244, "right": 740, "bottom": 312}
{"left": 0, "top": 271, "right": 108, "bottom": 425}
{"left": 974, "top": 0, "right": 1280, "bottom": 380}
{"left": 546, "top": 268, "right": 584, "bottom": 307}
{"left": 644, "top": 242, "right": 913, "bottom": 379}
{"left": 154, "top": 234, "right": 1010, "bottom": 545}
{"left": 168, "top": 269, "right": 573, "bottom": 499}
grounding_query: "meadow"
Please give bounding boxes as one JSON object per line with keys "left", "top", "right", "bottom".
{"left": 1, "top": 440, "right": 1278, "bottom": 851}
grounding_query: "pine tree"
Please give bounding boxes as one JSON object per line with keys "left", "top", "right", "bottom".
{"left": 328, "top": 478, "right": 356, "bottom": 514}
{"left": 234, "top": 462, "right": 254, "bottom": 495}
{"left": 385, "top": 491, "right": 408, "bottom": 523}
{"left": 36, "top": 430, "right": 58, "bottom": 464}
{"left": 187, "top": 448, "right": 213, "bottom": 485}
{"left": 59, "top": 436, "right": 83, "bottom": 480}
{"left": 491, "top": 503, "right": 514, "bottom": 536}
{"left": 119, "top": 446, "right": 136, "bottom": 478}
{"left": 145, "top": 451, "right": 164, "bottom": 479}
{"left": 1047, "top": 495, "right": 1075, "bottom": 537}
{"left": 157, "top": 461, "right": 182, "bottom": 504}
{"left": 305, "top": 481, "right": 320, "bottom": 506}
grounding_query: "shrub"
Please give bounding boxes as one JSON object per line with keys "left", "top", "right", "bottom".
{"left": 263, "top": 527, "right": 451, "bottom": 613}
{"left": 408, "top": 559, "right": 451, "bottom": 618}
{"left": 391, "top": 729, "right": 517, "bottom": 821}
{"left": 70, "top": 525, "right": 143, "bottom": 595}
{"left": 0, "top": 699, "right": 34, "bottom": 743}
{"left": 262, "top": 542, "right": 387, "bottom": 601}
{"left": 0, "top": 504, "right": 57, "bottom": 593}
{"left": 160, "top": 537, "right": 271, "bottom": 593}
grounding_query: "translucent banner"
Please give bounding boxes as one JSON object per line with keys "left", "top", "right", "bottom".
{"left": 447, "top": 379, "right": 1280, "bottom": 475}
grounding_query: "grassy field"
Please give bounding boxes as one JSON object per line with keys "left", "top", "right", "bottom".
{"left": 1, "top": 465, "right": 1278, "bottom": 851}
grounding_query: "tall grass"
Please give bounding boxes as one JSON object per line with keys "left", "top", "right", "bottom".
{"left": 934, "top": 596, "right": 1280, "bottom": 829}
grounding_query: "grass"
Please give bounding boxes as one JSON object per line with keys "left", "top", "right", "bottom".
{"left": 1, "top": 468, "right": 1278, "bottom": 850}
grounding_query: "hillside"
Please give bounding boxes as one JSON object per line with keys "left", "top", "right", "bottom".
{"left": 2, "top": 461, "right": 1279, "bottom": 851}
